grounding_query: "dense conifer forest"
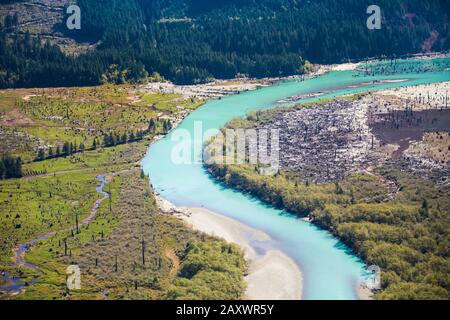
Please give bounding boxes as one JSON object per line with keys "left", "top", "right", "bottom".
{"left": 0, "top": 0, "right": 449, "bottom": 87}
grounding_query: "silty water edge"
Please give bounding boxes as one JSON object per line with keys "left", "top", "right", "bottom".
{"left": 142, "top": 58, "right": 450, "bottom": 299}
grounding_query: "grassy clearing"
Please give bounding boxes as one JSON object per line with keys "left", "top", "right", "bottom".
{"left": 0, "top": 85, "right": 203, "bottom": 161}
{"left": 134, "top": 92, "right": 203, "bottom": 112}
{"left": 1, "top": 83, "right": 245, "bottom": 300}
{"left": 18, "top": 96, "right": 155, "bottom": 146}
{"left": 0, "top": 92, "right": 20, "bottom": 115}
{"left": 0, "top": 171, "right": 100, "bottom": 265}
{"left": 16, "top": 174, "right": 123, "bottom": 300}
{"left": 0, "top": 139, "right": 148, "bottom": 273}
{"left": 4, "top": 170, "right": 246, "bottom": 300}
{"left": 0, "top": 83, "right": 247, "bottom": 300}
{"left": 24, "top": 141, "right": 148, "bottom": 175}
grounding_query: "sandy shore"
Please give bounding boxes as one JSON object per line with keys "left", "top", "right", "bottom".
{"left": 143, "top": 78, "right": 275, "bottom": 100}
{"left": 156, "top": 195, "right": 302, "bottom": 300}
{"left": 181, "top": 208, "right": 303, "bottom": 300}
{"left": 358, "top": 285, "right": 375, "bottom": 300}
{"left": 141, "top": 61, "right": 357, "bottom": 100}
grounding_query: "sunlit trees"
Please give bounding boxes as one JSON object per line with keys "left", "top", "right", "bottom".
{"left": 1, "top": 0, "right": 449, "bottom": 88}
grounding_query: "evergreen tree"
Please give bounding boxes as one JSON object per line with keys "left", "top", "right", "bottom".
{"left": 62, "top": 142, "right": 71, "bottom": 156}
{"left": 0, "top": 0, "right": 448, "bottom": 88}
{"left": 103, "top": 134, "right": 109, "bottom": 147}
{"left": 1, "top": 155, "right": 23, "bottom": 179}
{"left": 128, "top": 131, "right": 135, "bottom": 142}
{"left": 121, "top": 133, "right": 128, "bottom": 144}
{"left": 36, "top": 149, "right": 46, "bottom": 161}
{"left": 0, "top": 159, "right": 5, "bottom": 179}
{"left": 148, "top": 118, "right": 156, "bottom": 133}
{"left": 108, "top": 132, "right": 116, "bottom": 146}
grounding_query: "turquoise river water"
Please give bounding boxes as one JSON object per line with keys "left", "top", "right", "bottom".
{"left": 142, "top": 58, "right": 450, "bottom": 300}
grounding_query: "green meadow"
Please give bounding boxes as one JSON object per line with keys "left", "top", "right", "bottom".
{"left": 0, "top": 84, "right": 247, "bottom": 300}
{"left": 1, "top": 84, "right": 203, "bottom": 162}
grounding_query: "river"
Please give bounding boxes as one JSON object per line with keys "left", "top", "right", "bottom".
{"left": 142, "top": 58, "right": 450, "bottom": 300}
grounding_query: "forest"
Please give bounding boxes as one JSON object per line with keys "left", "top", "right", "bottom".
{"left": 1, "top": 0, "right": 449, "bottom": 87}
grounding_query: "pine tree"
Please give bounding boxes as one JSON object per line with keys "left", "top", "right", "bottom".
{"left": 103, "top": 134, "right": 109, "bottom": 147}
{"left": 121, "top": 132, "right": 127, "bottom": 144}
{"left": 1, "top": 155, "right": 23, "bottom": 179}
{"left": 36, "top": 149, "right": 46, "bottom": 161}
{"left": 0, "top": 160, "right": 5, "bottom": 179}
{"left": 63, "top": 142, "right": 71, "bottom": 156}
{"left": 148, "top": 118, "right": 156, "bottom": 133}
{"left": 108, "top": 132, "right": 115, "bottom": 146}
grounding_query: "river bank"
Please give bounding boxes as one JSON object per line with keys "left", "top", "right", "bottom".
{"left": 140, "top": 61, "right": 340, "bottom": 101}
{"left": 141, "top": 53, "right": 450, "bottom": 103}
{"left": 143, "top": 56, "right": 450, "bottom": 299}
{"left": 155, "top": 195, "right": 303, "bottom": 300}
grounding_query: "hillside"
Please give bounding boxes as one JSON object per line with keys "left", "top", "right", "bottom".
{"left": 0, "top": 0, "right": 449, "bottom": 87}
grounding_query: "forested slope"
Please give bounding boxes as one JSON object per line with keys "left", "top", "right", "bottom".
{"left": 1, "top": 0, "right": 449, "bottom": 87}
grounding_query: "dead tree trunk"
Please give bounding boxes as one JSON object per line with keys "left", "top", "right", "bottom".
{"left": 141, "top": 238, "right": 146, "bottom": 266}
{"left": 75, "top": 211, "right": 79, "bottom": 234}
